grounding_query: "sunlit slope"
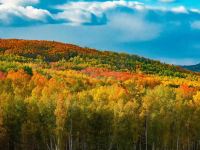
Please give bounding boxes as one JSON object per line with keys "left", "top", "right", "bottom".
{"left": 0, "top": 39, "right": 190, "bottom": 77}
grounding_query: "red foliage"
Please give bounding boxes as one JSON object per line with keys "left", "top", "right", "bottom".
{"left": 81, "top": 68, "right": 134, "bottom": 80}
{"left": 0, "top": 71, "right": 6, "bottom": 80}
{"left": 179, "top": 84, "right": 197, "bottom": 99}
{"left": 180, "top": 84, "right": 196, "bottom": 92}
{"left": 81, "top": 68, "right": 161, "bottom": 88}
{"left": 82, "top": 67, "right": 147, "bottom": 80}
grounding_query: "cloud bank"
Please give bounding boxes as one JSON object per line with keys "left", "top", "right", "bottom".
{"left": 0, "top": 0, "right": 200, "bottom": 27}
{"left": 0, "top": 0, "right": 52, "bottom": 26}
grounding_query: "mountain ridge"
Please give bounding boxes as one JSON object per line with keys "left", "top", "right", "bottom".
{"left": 0, "top": 39, "right": 193, "bottom": 77}
{"left": 182, "top": 63, "right": 200, "bottom": 72}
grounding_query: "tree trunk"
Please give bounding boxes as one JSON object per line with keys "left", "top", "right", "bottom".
{"left": 176, "top": 135, "right": 179, "bottom": 150}
{"left": 188, "top": 136, "right": 190, "bottom": 150}
{"left": 145, "top": 116, "right": 148, "bottom": 150}
{"left": 152, "top": 142, "right": 155, "bottom": 150}
{"left": 70, "top": 118, "right": 73, "bottom": 150}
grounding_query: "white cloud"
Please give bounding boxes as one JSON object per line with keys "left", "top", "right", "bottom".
{"left": 56, "top": 1, "right": 145, "bottom": 13}
{"left": 21, "top": 6, "right": 51, "bottom": 20}
{"left": 0, "top": 0, "right": 39, "bottom": 5}
{"left": 55, "top": 10, "right": 92, "bottom": 25}
{"left": 190, "top": 8, "right": 200, "bottom": 14}
{"left": 171, "top": 6, "right": 188, "bottom": 14}
{"left": 54, "top": 1, "right": 162, "bottom": 41}
{"left": 159, "top": 0, "right": 176, "bottom": 3}
{"left": 0, "top": 0, "right": 51, "bottom": 26}
{"left": 0, "top": 4, "right": 51, "bottom": 25}
{"left": 0, "top": 0, "right": 197, "bottom": 27}
{"left": 54, "top": 2, "right": 162, "bottom": 41}
{"left": 55, "top": 1, "right": 193, "bottom": 25}
{"left": 55, "top": 1, "right": 145, "bottom": 22}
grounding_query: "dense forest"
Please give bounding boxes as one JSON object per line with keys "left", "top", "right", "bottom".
{"left": 1, "top": 39, "right": 200, "bottom": 150}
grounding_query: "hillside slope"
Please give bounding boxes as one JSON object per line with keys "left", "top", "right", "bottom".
{"left": 1, "top": 39, "right": 200, "bottom": 150}
{"left": 182, "top": 64, "right": 200, "bottom": 72}
{"left": 0, "top": 39, "right": 190, "bottom": 77}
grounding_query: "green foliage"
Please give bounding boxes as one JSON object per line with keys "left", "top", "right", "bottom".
{"left": 23, "top": 66, "right": 33, "bottom": 76}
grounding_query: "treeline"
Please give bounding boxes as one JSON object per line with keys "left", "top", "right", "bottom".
{"left": 0, "top": 39, "right": 190, "bottom": 77}
{"left": 0, "top": 69, "right": 200, "bottom": 150}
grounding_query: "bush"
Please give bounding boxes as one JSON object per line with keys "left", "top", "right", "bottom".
{"left": 23, "top": 66, "right": 33, "bottom": 76}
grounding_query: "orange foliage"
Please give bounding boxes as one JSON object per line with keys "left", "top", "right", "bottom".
{"left": 0, "top": 39, "right": 100, "bottom": 61}
{"left": 178, "top": 84, "right": 197, "bottom": 99}
{"left": 31, "top": 72, "right": 47, "bottom": 87}
{"left": 136, "top": 77, "right": 160, "bottom": 88}
{"left": 81, "top": 67, "right": 160, "bottom": 88}
{"left": 7, "top": 69, "right": 31, "bottom": 81}
{"left": 81, "top": 67, "right": 138, "bottom": 81}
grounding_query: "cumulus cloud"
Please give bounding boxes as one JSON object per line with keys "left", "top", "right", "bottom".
{"left": 53, "top": 2, "right": 162, "bottom": 41}
{"left": 54, "top": 2, "right": 198, "bottom": 25}
{"left": 0, "top": 0, "right": 199, "bottom": 27}
{"left": 0, "top": 0, "right": 52, "bottom": 26}
{"left": 190, "top": 8, "right": 200, "bottom": 14}
{"left": 171, "top": 6, "right": 188, "bottom": 14}
{"left": 54, "top": 1, "right": 145, "bottom": 25}
{"left": 159, "top": 0, "right": 176, "bottom": 3}
{"left": 55, "top": 10, "right": 93, "bottom": 25}
{"left": 0, "top": 0, "right": 39, "bottom": 5}
{"left": 56, "top": 1, "right": 145, "bottom": 13}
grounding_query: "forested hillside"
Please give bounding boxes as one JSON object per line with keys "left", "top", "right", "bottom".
{"left": 182, "top": 63, "right": 200, "bottom": 72}
{"left": 0, "top": 39, "right": 189, "bottom": 77}
{"left": 1, "top": 39, "right": 200, "bottom": 150}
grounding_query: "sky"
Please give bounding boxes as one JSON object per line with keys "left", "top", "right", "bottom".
{"left": 0, "top": 0, "right": 200, "bottom": 65}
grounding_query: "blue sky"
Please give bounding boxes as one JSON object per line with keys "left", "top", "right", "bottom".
{"left": 0, "top": 0, "right": 200, "bottom": 65}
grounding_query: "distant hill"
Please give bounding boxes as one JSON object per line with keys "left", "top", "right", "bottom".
{"left": 182, "top": 64, "right": 200, "bottom": 72}
{"left": 0, "top": 39, "right": 191, "bottom": 77}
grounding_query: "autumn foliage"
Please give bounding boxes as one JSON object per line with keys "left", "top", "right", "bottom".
{"left": 0, "top": 39, "right": 200, "bottom": 150}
